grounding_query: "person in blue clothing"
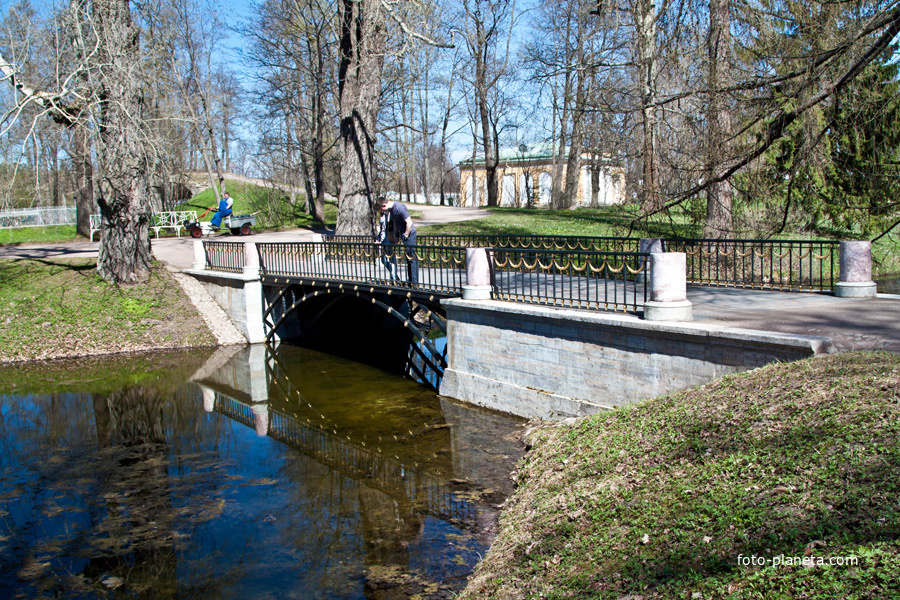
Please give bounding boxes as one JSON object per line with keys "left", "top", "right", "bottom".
{"left": 375, "top": 196, "right": 417, "bottom": 284}
{"left": 209, "top": 191, "right": 234, "bottom": 229}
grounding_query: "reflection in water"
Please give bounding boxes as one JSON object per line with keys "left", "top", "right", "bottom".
{"left": 0, "top": 345, "right": 525, "bottom": 599}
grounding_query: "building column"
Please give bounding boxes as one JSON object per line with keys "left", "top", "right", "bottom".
{"left": 834, "top": 240, "right": 877, "bottom": 298}
{"left": 644, "top": 252, "right": 693, "bottom": 321}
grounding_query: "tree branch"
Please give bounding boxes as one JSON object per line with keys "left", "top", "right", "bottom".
{"left": 633, "top": 6, "right": 900, "bottom": 225}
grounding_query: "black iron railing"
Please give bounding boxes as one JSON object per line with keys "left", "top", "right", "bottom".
{"left": 204, "top": 241, "right": 245, "bottom": 273}
{"left": 256, "top": 241, "right": 467, "bottom": 296}
{"left": 665, "top": 238, "right": 839, "bottom": 292}
{"left": 491, "top": 249, "right": 649, "bottom": 313}
{"left": 326, "top": 233, "right": 639, "bottom": 253}
{"left": 203, "top": 236, "right": 841, "bottom": 315}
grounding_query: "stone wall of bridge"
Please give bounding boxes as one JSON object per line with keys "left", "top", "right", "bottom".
{"left": 439, "top": 299, "right": 833, "bottom": 420}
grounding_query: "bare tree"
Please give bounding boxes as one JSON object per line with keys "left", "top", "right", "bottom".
{"left": 702, "top": 0, "right": 733, "bottom": 236}
{"left": 458, "top": 0, "right": 517, "bottom": 208}
{"left": 245, "top": 0, "right": 337, "bottom": 224}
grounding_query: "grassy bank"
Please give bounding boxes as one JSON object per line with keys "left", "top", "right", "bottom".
{"left": 181, "top": 179, "right": 336, "bottom": 230}
{"left": 461, "top": 351, "right": 900, "bottom": 599}
{"left": 0, "top": 258, "right": 216, "bottom": 364}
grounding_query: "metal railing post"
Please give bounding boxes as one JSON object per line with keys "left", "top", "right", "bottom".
{"left": 193, "top": 239, "right": 207, "bottom": 271}
{"left": 243, "top": 242, "right": 260, "bottom": 278}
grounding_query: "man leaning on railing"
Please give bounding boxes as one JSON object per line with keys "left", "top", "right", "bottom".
{"left": 376, "top": 196, "right": 418, "bottom": 284}
{"left": 374, "top": 200, "right": 399, "bottom": 281}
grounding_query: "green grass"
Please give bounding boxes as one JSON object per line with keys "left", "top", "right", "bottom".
{"left": 419, "top": 205, "right": 699, "bottom": 239}
{"left": 0, "top": 225, "right": 79, "bottom": 244}
{"left": 461, "top": 351, "right": 900, "bottom": 599}
{"left": 0, "top": 258, "right": 216, "bottom": 363}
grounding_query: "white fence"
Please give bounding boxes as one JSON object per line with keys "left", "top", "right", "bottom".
{"left": 0, "top": 207, "right": 77, "bottom": 229}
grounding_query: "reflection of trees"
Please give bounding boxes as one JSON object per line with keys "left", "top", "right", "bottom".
{"left": 85, "top": 386, "right": 177, "bottom": 598}
{"left": 359, "top": 485, "right": 423, "bottom": 598}
{"left": 2, "top": 385, "right": 236, "bottom": 597}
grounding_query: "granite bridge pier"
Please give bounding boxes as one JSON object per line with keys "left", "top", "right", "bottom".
{"left": 185, "top": 235, "right": 900, "bottom": 419}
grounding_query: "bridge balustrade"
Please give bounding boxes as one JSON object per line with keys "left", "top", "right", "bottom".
{"left": 204, "top": 240, "right": 245, "bottom": 273}
{"left": 256, "top": 241, "right": 468, "bottom": 297}
{"left": 490, "top": 248, "right": 649, "bottom": 313}
{"left": 198, "top": 234, "right": 846, "bottom": 323}
{"left": 327, "top": 234, "right": 840, "bottom": 292}
{"left": 666, "top": 238, "right": 839, "bottom": 292}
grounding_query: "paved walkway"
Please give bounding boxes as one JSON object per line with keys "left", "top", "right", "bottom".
{"left": 688, "top": 286, "right": 900, "bottom": 353}
{"left": 3, "top": 204, "right": 899, "bottom": 353}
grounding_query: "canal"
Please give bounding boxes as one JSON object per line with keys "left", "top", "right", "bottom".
{"left": 0, "top": 345, "right": 526, "bottom": 599}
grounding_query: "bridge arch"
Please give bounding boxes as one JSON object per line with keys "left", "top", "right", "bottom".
{"left": 263, "top": 283, "right": 447, "bottom": 387}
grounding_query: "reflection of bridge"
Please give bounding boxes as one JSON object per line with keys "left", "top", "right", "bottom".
{"left": 212, "top": 393, "right": 477, "bottom": 525}
{"left": 191, "top": 346, "right": 489, "bottom": 527}
{"left": 187, "top": 235, "right": 887, "bottom": 420}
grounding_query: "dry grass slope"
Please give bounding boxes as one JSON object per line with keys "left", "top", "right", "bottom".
{"left": 462, "top": 351, "right": 900, "bottom": 599}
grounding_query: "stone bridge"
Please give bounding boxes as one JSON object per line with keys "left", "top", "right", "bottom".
{"left": 184, "top": 235, "right": 885, "bottom": 419}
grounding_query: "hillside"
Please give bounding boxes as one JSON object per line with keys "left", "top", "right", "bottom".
{"left": 461, "top": 351, "right": 900, "bottom": 599}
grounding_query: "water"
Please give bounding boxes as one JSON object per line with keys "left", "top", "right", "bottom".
{"left": 0, "top": 345, "right": 525, "bottom": 599}
{"left": 876, "top": 275, "right": 900, "bottom": 294}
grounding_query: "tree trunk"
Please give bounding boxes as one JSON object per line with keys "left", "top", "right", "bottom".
{"left": 563, "top": 12, "right": 587, "bottom": 209}
{"left": 94, "top": 0, "right": 153, "bottom": 284}
{"left": 552, "top": 77, "right": 571, "bottom": 209}
{"left": 439, "top": 73, "right": 454, "bottom": 207}
{"left": 312, "top": 32, "right": 328, "bottom": 224}
{"left": 51, "top": 136, "right": 61, "bottom": 207}
{"left": 704, "top": 0, "right": 734, "bottom": 237}
{"left": 336, "top": 0, "right": 385, "bottom": 235}
{"left": 637, "top": 0, "right": 661, "bottom": 213}
{"left": 72, "top": 127, "right": 94, "bottom": 238}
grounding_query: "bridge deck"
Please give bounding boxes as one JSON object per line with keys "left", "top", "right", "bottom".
{"left": 686, "top": 286, "right": 900, "bottom": 353}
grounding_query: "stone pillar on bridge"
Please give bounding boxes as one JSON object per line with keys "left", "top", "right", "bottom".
{"left": 636, "top": 238, "right": 664, "bottom": 283}
{"left": 643, "top": 252, "right": 693, "bottom": 321}
{"left": 835, "top": 240, "right": 877, "bottom": 298}
{"left": 242, "top": 242, "right": 266, "bottom": 343}
{"left": 192, "top": 239, "right": 207, "bottom": 271}
{"left": 202, "top": 386, "right": 216, "bottom": 412}
{"left": 463, "top": 248, "right": 493, "bottom": 300}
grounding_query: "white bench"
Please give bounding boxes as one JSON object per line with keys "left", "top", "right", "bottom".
{"left": 90, "top": 211, "right": 199, "bottom": 241}
{"left": 89, "top": 214, "right": 102, "bottom": 241}
{"left": 151, "top": 210, "right": 198, "bottom": 238}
